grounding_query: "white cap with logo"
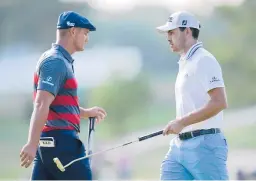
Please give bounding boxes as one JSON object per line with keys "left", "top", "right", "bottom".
{"left": 156, "top": 11, "right": 201, "bottom": 33}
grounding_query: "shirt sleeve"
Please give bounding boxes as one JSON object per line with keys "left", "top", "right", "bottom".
{"left": 197, "top": 56, "right": 225, "bottom": 92}
{"left": 37, "top": 58, "right": 67, "bottom": 96}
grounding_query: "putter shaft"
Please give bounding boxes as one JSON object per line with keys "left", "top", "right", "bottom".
{"left": 54, "top": 130, "right": 163, "bottom": 171}
{"left": 66, "top": 140, "right": 137, "bottom": 167}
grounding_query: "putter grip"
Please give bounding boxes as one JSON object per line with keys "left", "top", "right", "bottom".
{"left": 138, "top": 130, "right": 163, "bottom": 141}
{"left": 89, "top": 117, "right": 95, "bottom": 130}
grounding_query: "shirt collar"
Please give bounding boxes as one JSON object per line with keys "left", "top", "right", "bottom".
{"left": 180, "top": 42, "right": 203, "bottom": 61}
{"left": 52, "top": 43, "right": 74, "bottom": 63}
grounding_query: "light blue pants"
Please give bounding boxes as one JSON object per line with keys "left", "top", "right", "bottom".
{"left": 160, "top": 133, "right": 229, "bottom": 180}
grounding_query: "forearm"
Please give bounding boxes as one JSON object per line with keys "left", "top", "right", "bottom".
{"left": 180, "top": 100, "right": 227, "bottom": 127}
{"left": 79, "top": 107, "right": 90, "bottom": 119}
{"left": 27, "top": 103, "right": 49, "bottom": 146}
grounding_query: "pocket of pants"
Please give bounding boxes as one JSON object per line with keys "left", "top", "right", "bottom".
{"left": 203, "top": 134, "right": 227, "bottom": 150}
{"left": 203, "top": 134, "right": 228, "bottom": 161}
{"left": 181, "top": 136, "right": 204, "bottom": 150}
{"left": 75, "top": 138, "right": 86, "bottom": 153}
{"left": 61, "top": 137, "right": 85, "bottom": 154}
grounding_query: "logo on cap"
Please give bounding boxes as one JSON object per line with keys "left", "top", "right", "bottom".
{"left": 168, "top": 17, "right": 173, "bottom": 22}
{"left": 182, "top": 20, "right": 187, "bottom": 26}
{"left": 67, "top": 21, "right": 75, "bottom": 27}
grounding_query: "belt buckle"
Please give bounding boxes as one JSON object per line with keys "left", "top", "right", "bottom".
{"left": 190, "top": 131, "right": 194, "bottom": 138}
{"left": 212, "top": 128, "right": 217, "bottom": 134}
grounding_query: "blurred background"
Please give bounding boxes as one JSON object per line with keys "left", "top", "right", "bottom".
{"left": 1, "top": 0, "right": 256, "bottom": 180}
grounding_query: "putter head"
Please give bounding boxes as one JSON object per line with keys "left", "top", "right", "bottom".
{"left": 53, "top": 157, "right": 65, "bottom": 172}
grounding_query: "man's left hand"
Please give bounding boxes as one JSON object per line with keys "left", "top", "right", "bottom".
{"left": 87, "top": 106, "right": 107, "bottom": 123}
{"left": 163, "top": 119, "right": 185, "bottom": 136}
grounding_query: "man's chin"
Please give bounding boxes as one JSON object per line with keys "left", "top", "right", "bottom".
{"left": 77, "top": 47, "right": 85, "bottom": 52}
{"left": 169, "top": 47, "right": 176, "bottom": 52}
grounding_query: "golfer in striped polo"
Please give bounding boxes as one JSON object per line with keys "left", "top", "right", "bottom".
{"left": 20, "top": 11, "right": 107, "bottom": 180}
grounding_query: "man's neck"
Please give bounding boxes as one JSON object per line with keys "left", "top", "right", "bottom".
{"left": 180, "top": 39, "right": 198, "bottom": 58}
{"left": 56, "top": 39, "right": 75, "bottom": 55}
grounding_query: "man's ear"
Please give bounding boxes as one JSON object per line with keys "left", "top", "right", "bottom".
{"left": 69, "top": 27, "right": 76, "bottom": 37}
{"left": 186, "top": 27, "right": 191, "bottom": 36}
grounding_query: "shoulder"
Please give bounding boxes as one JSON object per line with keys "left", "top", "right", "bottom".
{"left": 37, "top": 48, "right": 67, "bottom": 68}
{"left": 196, "top": 48, "right": 221, "bottom": 68}
{"left": 36, "top": 55, "right": 67, "bottom": 73}
{"left": 192, "top": 49, "right": 223, "bottom": 76}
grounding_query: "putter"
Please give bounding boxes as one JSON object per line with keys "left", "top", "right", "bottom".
{"left": 53, "top": 130, "right": 163, "bottom": 172}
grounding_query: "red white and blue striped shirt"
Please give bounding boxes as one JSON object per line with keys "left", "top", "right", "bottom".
{"left": 34, "top": 44, "right": 80, "bottom": 132}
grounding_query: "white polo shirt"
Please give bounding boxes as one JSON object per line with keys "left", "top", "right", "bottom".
{"left": 175, "top": 42, "right": 225, "bottom": 133}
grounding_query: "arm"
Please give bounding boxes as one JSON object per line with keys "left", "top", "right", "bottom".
{"left": 27, "top": 91, "right": 55, "bottom": 146}
{"left": 29, "top": 59, "right": 66, "bottom": 145}
{"left": 80, "top": 106, "right": 107, "bottom": 123}
{"left": 180, "top": 57, "right": 227, "bottom": 126}
{"left": 180, "top": 87, "right": 228, "bottom": 127}
{"left": 79, "top": 107, "right": 92, "bottom": 118}
{"left": 20, "top": 59, "right": 66, "bottom": 168}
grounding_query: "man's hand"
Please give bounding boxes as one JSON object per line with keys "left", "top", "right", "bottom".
{"left": 87, "top": 106, "right": 107, "bottom": 123}
{"left": 20, "top": 90, "right": 53, "bottom": 168}
{"left": 163, "top": 119, "right": 185, "bottom": 136}
{"left": 20, "top": 143, "right": 38, "bottom": 168}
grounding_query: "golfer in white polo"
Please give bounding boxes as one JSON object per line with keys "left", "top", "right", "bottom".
{"left": 157, "top": 11, "right": 229, "bottom": 180}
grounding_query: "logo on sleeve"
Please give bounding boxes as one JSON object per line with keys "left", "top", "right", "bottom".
{"left": 46, "top": 76, "right": 52, "bottom": 82}
{"left": 42, "top": 76, "right": 54, "bottom": 86}
{"left": 210, "top": 76, "right": 220, "bottom": 83}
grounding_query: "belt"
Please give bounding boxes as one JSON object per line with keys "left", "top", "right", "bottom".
{"left": 179, "top": 128, "right": 221, "bottom": 140}
{"left": 41, "top": 129, "right": 79, "bottom": 138}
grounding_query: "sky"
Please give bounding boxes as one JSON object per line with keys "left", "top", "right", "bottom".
{"left": 60, "top": 0, "right": 244, "bottom": 15}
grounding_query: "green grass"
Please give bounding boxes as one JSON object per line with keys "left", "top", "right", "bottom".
{"left": 85, "top": 104, "right": 175, "bottom": 140}
{"left": 1, "top": 121, "right": 31, "bottom": 179}
{"left": 223, "top": 124, "right": 256, "bottom": 148}
{"left": 133, "top": 146, "right": 168, "bottom": 179}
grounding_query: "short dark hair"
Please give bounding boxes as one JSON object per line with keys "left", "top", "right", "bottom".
{"left": 57, "top": 29, "right": 69, "bottom": 37}
{"left": 179, "top": 27, "right": 200, "bottom": 39}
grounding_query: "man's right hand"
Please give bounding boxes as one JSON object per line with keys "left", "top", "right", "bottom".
{"left": 20, "top": 143, "right": 38, "bottom": 168}
{"left": 20, "top": 90, "right": 54, "bottom": 168}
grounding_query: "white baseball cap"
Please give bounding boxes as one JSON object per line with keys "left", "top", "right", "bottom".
{"left": 156, "top": 11, "right": 201, "bottom": 33}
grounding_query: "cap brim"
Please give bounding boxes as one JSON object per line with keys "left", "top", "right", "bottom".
{"left": 79, "top": 18, "right": 96, "bottom": 31}
{"left": 156, "top": 23, "right": 177, "bottom": 33}
{"left": 87, "top": 24, "right": 96, "bottom": 31}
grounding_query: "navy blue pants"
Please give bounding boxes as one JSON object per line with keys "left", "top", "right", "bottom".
{"left": 31, "top": 130, "right": 92, "bottom": 180}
